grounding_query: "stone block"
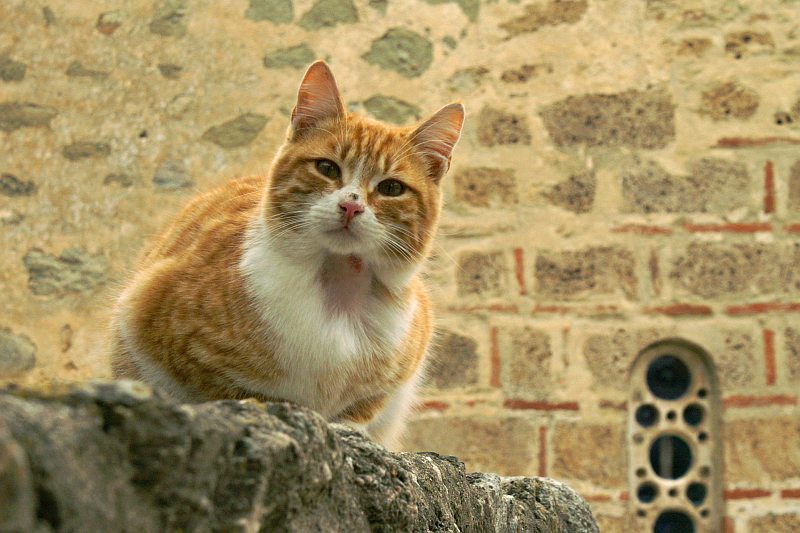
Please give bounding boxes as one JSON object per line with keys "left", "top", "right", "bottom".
{"left": 149, "top": 0, "right": 188, "bottom": 37}
{"left": 245, "top": 0, "right": 293, "bottom": 23}
{"left": 544, "top": 170, "right": 595, "bottom": 213}
{"left": 452, "top": 167, "right": 517, "bottom": 207}
{"left": 62, "top": 141, "right": 111, "bottom": 160}
{"left": 785, "top": 328, "right": 800, "bottom": 385}
{"left": 0, "top": 55, "right": 26, "bottom": 82}
{"left": 457, "top": 251, "right": 508, "bottom": 297}
{"left": 201, "top": 113, "right": 268, "bottom": 148}
{"left": 65, "top": 61, "right": 109, "bottom": 80}
{"left": 0, "top": 102, "right": 58, "bottom": 132}
{"left": 476, "top": 107, "right": 531, "bottom": 147}
{"left": 582, "top": 328, "right": 665, "bottom": 391}
{"left": 500, "top": 0, "right": 588, "bottom": 36}
{"left": 670, "top": 243, "right": 799, "bottom": 299}
{"left": 724, "top": 417, "right": 800, "bottom": 483}
{"left": 0, "top": 174, "right": 37, "bottom": 197}
{"left": 0, "top": 328, "right": 36, "bottom": 374}
{"left": 500, "top": 63, "right": 553, "bottom": 83}
{"left": 153, "top": 159, "right": 193, "bottom": 190}
{"left": 621, "top": 158, "right": 750, "bottom": 213}
{"left": 789, "top": 160, "right": 800, "bottom": 212}
{"left": 362, "top": 95, "right": 420, "bottom": 125}
{"left": 595, "top": 515, "right": 634, "bottom": 533}
{"left": 426, "top": 329, "right": 480, "bottom": 389}
{"left": 422, "top": 0, "right": 479, "bottom": 22}
{"left": 749, "top": 514, "right": 800, "bottom": 533}
{"left": 535, "top": 247, "right": 637, "bottom": 300}
{"left": 22, "top": 248, "right": 108, "bottom": 297}
{"left": 263, "top": 44, "right": 315, "bottom": 69}
{"left": 676, "top": 38, "right": 712, "bottom": 57}
{"left": 299, "top": 0, "right": 358, "bottom": 30}
{"left": 446, "top": 67, "right": 488, "bottom": 93}
{"left": 402, "top": 415, "right": 538, "bottom": 475}
{"left": 539, "top": 87, "right": 675, "bottom": 149}
{"left": 700, "top": 81, "right": 759, "bottom": 121}
{"left": 551, "top": 421, "right": 626, "bottom": 489}
{"left": 724, "top": 31, "right": 775, "bottom": 59}
{"left": 363, "top": 28, "right": 433, "bottom": 78}
{"left": 499, "top": 326, "right": 552, "bottom": 396}
{"left": 716, "top": 331, "right": 758, "bottom": 388}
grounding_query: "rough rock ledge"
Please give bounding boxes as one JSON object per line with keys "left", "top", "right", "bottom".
{"left": 0, "top": 381, "right": 599, "bottom": 533}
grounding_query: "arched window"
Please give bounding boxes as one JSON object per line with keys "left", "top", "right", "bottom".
{"left": 628, "top": 339, "right": 722, "bottom": 532}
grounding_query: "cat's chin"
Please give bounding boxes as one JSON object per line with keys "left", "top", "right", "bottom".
{"left": 318, "top": 227, "right": 370, "bottom": 256}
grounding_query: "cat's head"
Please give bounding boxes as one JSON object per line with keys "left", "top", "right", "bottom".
{"left": 265, "top": 61, "right": 464, "bottom": 281}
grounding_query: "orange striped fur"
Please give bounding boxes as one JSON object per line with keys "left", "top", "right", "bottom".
{"left": 110, "top": 61, "right": 464, "bottom": 448}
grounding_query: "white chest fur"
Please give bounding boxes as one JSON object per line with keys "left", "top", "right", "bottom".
{"left": 239, "top": 221, "right": 416, "bottom": 415}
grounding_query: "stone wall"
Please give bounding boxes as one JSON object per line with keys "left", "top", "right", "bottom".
{"left": 1, "top": 1, "right": 799, "bottom": 531}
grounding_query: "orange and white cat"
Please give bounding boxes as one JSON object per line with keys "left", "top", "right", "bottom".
{"left": 110, "top": 61, "right": 464, "bottom": 448}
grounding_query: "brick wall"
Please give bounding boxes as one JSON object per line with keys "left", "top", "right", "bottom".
{"left": 2, "top": 1, "right": 799, "bottom": 531}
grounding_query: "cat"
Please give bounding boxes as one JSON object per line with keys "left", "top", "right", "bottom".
{"left": 110, "top": 60, "right": 464, "bottom": 448}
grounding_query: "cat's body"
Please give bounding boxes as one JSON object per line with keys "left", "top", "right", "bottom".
{"left": 111, "top": 61, "right": 464, "bottom": 447}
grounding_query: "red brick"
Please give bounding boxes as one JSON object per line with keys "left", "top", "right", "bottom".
{"left": 513, "top": 247, "right": 527, "bottom": 295}
{"left": 538, "top": 426, "right": 547, "bottom": 476}
{"left": 715, "top": 136, "right": 800, "bottom": 147}
{"left": 682, "top": 222, "right": 772, "bottom": 233}
{"left": 724, "top": 516, "right": 735, "bottom": 533}
{"left": 611, "top": 224, "right": 672, "bottom": 235}
{"left": 489, "top": 326, "right": 501, "bottom": 388}
{"left": 764, "top": 161, "right": 775, "bottom": 213}
{"left": 781, "top": 489, "right": 800, "bottom": 499}
{"left": 448, "top": 304, "right": 519, "bottom": 313}
{"left": 724, "top": 488, "right": 772, "bottom": 499}
{"left": 645, "top": 303, "right": 713, "bottom": 316}
{"left": 619, "top": 491, "right": 629, "bottom": 501}
{"left": 504, "top": 399, "right": 579, "bottom": 411}
{"left": 787, "top": 223, "right": 800, "bottom": 233}
{"left": 763, "top": 329, "right": 776, "bottom": 385}
{"left": 727, "top": 302, "right": 800, "bottom": 315}
{"left": 724, "top": 394, "right": 797, "bottom": 407}
{"left": 418, "top": 400, "right": 449, "bottom": 412}
{"left": 649, "top": 250, "right": 661, "bottom": 296}
{"left": 583, "top": 494, "right": 613, "bottom": 502}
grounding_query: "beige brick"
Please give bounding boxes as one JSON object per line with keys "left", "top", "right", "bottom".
{"left": 749, "top": 513, "right": 800, "bottom": 533}
{"left": 543, "top": 170, "right": 595, "bottom": 214}
{"left": 789, "top": 160, "right": 800, "bottom": 213}
{"left": 700, "top": 81, "right": 759, "bottom": 120}
{"left": 476, "top": 107, "right": 531, "bottom": 146}
{"left": 535, "top": 247, "right": 637, "bottom": 300}
{"left": 457, "top": 251, "right": 508, "bottom": 297}
{"left": 582, "top": 328, "right": 666, "bottom": 391}
{"left": 786, "top": 328, "right": 800, "bottom": 384}
{"left": 595, "top": 514, "right": 634, "bottom": 533}
{"left": 425, "top": 329, "right": 479, "bottom": 390}
{"left": 452, "top": 167, "right": 517, "bottom": 208}
{"left": 724, "top": 417, "right": 800, "bottom": 483}
{"left": 499, "top": 326, "right": 552, "bottom": 396}
{"left": 551, "top": 421, "right": 626, "bottom": 489}
{"left": 402, "top": 416, "right": 537, "bottom": 476}
{"left": 716, "top": 330, "right": 759, "bottom": 388}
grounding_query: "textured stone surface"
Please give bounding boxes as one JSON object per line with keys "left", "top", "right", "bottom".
{"left": 716, "top": 331, "right": 757, "bottom": 388}
{"left": 786, "top": 328, "right": 800, "bottom": 384}
{"left": 447, "top": 66, "right": 489, "bottom": 92}
{"left": 22, "top": 248, "right": 107, "bottom": 297}
{"left": 749, "top": 514, "right": 800, "bottom": 533}
{"left": 477, "top": 107, "right": 531, "bottom": 146}
{"left": 453, "top": 167, "right": 517, "bottom": 207}
{"left": 500, "top": 0, "right": 588, "bottom": 36}
{"left": 96, "top": 10, "right": 124, "bottom": 35}
{"left": 201, "top": 113, "right": 268, "bottom": 149}
{"left": 670, "top": 243, "right": 799, "bottom": 298}
{"left": 544, "top": 171, "right": 595, "bottom": 213}
{"left": 299, "top": 0, "right": 358, "bottom": 30}
{"left": 724, "top": 417, "right": 800, "bottom": 483}
{"left": 0, "top": 102, "right": 58, "bottom": 132}
{"left": 789, "top": 159, "right": 800, "bottom": 212}
{"left": 501, "top": 63, "right": 554, "bottom": 83}
{"left": 540, "top": 87, "right": 675, "bottom": 149}
{"left": 422, "top": 0, "right": 479, "bottom": 22}
{"left": 535, "top": 247, "right": 637, "bottom": 300}
{"left": 157, "top": 63, "right": 182, "bottom": 79}
{"left": 0, "top": 383, "right": 599, "bottom": 533}
{"left": 363, "top": 28, "right": 433, "bottom": 78}
{"left": 500, "top": 327, "right": 552, "bottom": 396}
{"left": 552, "top": 421, "right": 626, "bottom": 489}
{"left": 0, "top": 420, "right": 34, "bottom": 532}
{"left": 362, "top": 95, "right": 420, "bottom": 124}
{"left": 582, "top": 328, "right": 664, "bottom": 391}
{"left": 426, "top": 330, "right": 479, "bottom": 389}
{"left": 0, "top": 174, "right": 37, "bottom": 197}
{"left": 457, "top": 251, "right": 507, "bottom": 297}
{"left": 725, "top": 31, "right": 775, "bottom": 59}
{"left": 676, "top": 37, "right": 712, "bottom": 57}
{"left": 149, "top": 0, "right": 188, "bottom": 37}
{"left": 0, "top": 55, "right": 26, "bottom": 82}
{"left": 152, "top": 159, "right": 193, "bottom": 190}
{"left": 245, "top": 0, "right": 293, "bottom": 23}
{"left": 263, "top": 43, "right": 315, "bottom": 69}
{"left": 62, "top": 141, "right": 110, "bottom": 160}
{"left": 621, "top": 158, "right": 750, "bottom": 213}
{"left": 0, "top": 329, "right": 36, "bottom": 374}
{"left": 65, "top": 61, "right": 109, "bottom": 80}
{"left": 403, "top": 415, "right": 539, "bottom": 476}
{"left": 700, "top": 81, "right": 759, "bottom": 120}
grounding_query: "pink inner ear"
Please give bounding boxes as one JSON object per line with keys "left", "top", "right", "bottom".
{"left": 292, "top": 61, "right": 345, "bottom": 132}
{"left": 412, "top": 104, "right": 465, "bottom": 178}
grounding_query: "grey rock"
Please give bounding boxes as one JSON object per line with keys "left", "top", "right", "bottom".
{"left": 0, "top": 382, "right": 598, "bottom": 533}
{"left": 153, "top": 159, "right": 193, "bottom": 189}
{"left": 149, "top": 0, "right": 188, "bottom": 37}
{"left": 0, "top": 174, "right": 37, "bottom": 197}
{"left": 0, "top": 55, "right": 26, "bottom": 82}
{"left": 0, "top": 420, "right": 34, "bottom": 532}
{"left": 22, "top": 248, "right": 107, "bottom": 297}
{"left": 263, "top": 43, "right": 315, "bottom": 69}
{"left": 201, "top": 113, "right": 268, "bottom": 148}
{"left": 157, "top": 63, "right": 183, "bottom": 79}
{"left": 299, "top": 0, "right": 358, "bottom": 30}
{"left": 42, "top": 6, "right": 56, "bottom": 26}
{"left": 245, "top": 0, "right": 293, "bottom": 23}
{"left": 103, "top": 173, "right": 134, "bottom": 187}
{"left": 0, "top": 329, "right": 36, "bottom": 374}
{"left": 0, "top": 102, "right": 58, "bottom": 132}
{"left": 65, "top": 61, "right": 109, "bottom": 80}
{"left": 363, "top": 28, "right": 434, "bottom": 78}
{"left": 62, "top": 141, "right": 111, "bottom": 160}
{"left": 363, "top": 95, "right": 421, "bottom": 124}
{"left": 96, "top": 10, "right": 125, "bottom": 35}
{"left": 368, "top": 0, "right": 387, "bottom": 14}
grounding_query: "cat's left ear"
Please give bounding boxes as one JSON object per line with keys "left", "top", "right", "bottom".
{"left": 411, "top": 103, "right": 465, "bottom": 183}
{"left": 290, "top": 61, "right": 345, "bottom": 138}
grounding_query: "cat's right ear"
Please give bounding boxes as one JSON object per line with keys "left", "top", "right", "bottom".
{"left": 290, "top": 61, "right": 345, "bottom": 139}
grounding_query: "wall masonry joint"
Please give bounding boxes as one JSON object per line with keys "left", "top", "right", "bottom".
{"left": 723, "top": 394, "right": 797, "bottom": 408}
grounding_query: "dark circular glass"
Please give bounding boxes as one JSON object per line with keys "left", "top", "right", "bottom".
{"left": 636, "top": 467, "right": 647, "bottom": 478}
{"left": 377, "top": 179, "right": 405, "bottom": 196}
{"left": 650, "top": 434, "right": 692, "bottom": 479}
{"left": 698, "top": 432, "right": 708, "bottom": 442}
{"left": 700, "top": 509, "right": 709, "bottom": 518}
{"left": 699, "top": 466, "right": 711, "bottom": 478}
{"left": 654, "top": 511, "right": 695, "bottom": 533}
{"left": 647, "top": 355, "right": 691, "bottom": 400}
{"left": 687, "top": 482, "right": 707, "bottom": 506}
{"left": 668, "top": 488, "right": 678, "bottom": 497}
{"left": 697, "top": 388, "right": 707, "bottom": 398}
{"left": 637, "top": 482, "right": 658, "bottom": 503}
{"left": 683, "top": 404, "right": 704, "bottom": 426}
{"left": 636, "top": 404, "right": 659, "bottom": 427}
{"left": 315, "top": 159, "right": 341, "bottom": 179}
{"left": 666, "top": 411, "right": 677, "bottom": 421}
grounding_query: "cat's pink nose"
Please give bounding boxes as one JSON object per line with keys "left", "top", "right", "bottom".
{"left": 339, "top": 201, "right": 364, "bottom": 226}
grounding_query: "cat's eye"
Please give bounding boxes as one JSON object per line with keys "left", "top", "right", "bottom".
{"left": 315, "top": 159, "right": 341, "bottom": 180}
{"left": 377, "top": 179, "right": 405, "bottom": 197}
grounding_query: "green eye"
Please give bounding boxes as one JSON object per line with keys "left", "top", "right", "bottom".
{"left": 377, "top": 179, "right": 405, "bottom": 197}
{"left": 315, "top": 159, "right": 341, "bottom": 180}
